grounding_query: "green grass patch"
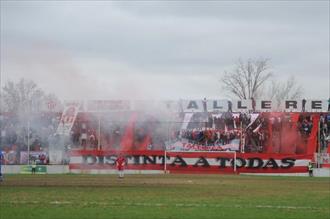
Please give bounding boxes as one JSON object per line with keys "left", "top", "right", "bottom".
{"left": 0, "top": 174, "right": 329, "bottom": 219}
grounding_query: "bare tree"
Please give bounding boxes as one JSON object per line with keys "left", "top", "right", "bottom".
{"left": 1, "top": 78, "right": 60, "bottom": 114}
{"left": 267, "top": 76, "right": 303, "bottom": 108}
{"left": 221, "top": 58, "right": 273, "bottom": 99}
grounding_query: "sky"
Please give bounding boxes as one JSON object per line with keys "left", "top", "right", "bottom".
{"left": 0, "top": 0, "right": 329, "bottom": 101}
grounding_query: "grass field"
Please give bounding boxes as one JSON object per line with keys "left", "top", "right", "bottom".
{"left": 0, "top": 174, "right": 329, "bottom": 219}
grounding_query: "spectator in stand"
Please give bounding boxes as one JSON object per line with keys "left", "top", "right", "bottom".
{"left": 71, "top": 124, "right": 80, "bottom": 146}
{"left": 39, "top": 153, "right": 46, "bottom": 165}
{"left": 89, "top": 131, "right": 96, "bottom": 148}
{"left": 207, "top": 115, "right": 213, "bottom": 128}
{"left": 301, "top": 116, "right": 310, "bottom": 134}
{"left": 228, "top": 101, "right": 233, "bottom": 113}
{"left": 80, "top": 124, "right": 87, "bottom": 149}
{"left": 202, "top": 98, "right": 207, "bottom": 112}
{"left": 112, "top": 126, "right": 121, "bottom": 149}
{"left": 302, "top": 99, "right": 306, "bottom": 112}
{"left": 251, "top": 98, "right": 256, "bottom": 112}
{"left": 234, "top": 116, "right": 240, "bottom": 129}
{"left": 82, "top": 133, "right": 88, "bottom": 147}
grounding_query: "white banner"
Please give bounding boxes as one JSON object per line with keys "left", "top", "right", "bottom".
{"left": 167, "top": 139, "right": 240, "bottom": 152}
{"left": 20, "top": 151, "right": 48, "bottom": 164}
{"left": 50, "top": 99, "right": 328, "bottom": 113}
{"left": 49, "top": 150, "right": 64, "bottom": 165}
{"left": 316, "top": 153, "right": 330, "bottom": 165}
{"left": 56, "top": 102, "right": 80, "bottom": 135}
{"left": 181, "top": 113, "right": 194, "bottom": 130}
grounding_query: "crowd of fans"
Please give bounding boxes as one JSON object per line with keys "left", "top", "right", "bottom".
{"left": 178, "top": 112, "right": 330, "bottom": 153}
{"left": 1, "top": 110, "right": 329, "bottom": 164}
{"left": 0, "top": 113, "right": 60, "bottom": 164}
{"left": 70, "top": 113, "right": 166, "bottom": 150}
{"left": 70, "top": 115, "right": 99, "bottom": 150}
{"left": 320, "top": 114, "right": 330, "bottom": 151}
{"left": 69, "top": 113, "right": 128, "bottom": 150}
{"left": 180, "top": 129, "right": 241, "bottom": 146}
{"left": 178, "top": 112, "right": 257, "bottom": 151}
{"left": 297, "top": 114, "right": 314, "bottom": 137}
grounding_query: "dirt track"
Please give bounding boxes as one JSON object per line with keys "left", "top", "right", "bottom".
{"left": 1, "top": 173, "right": 326, "bottom": 188}
{"left": 0, "top": 174, "right": 237, "bottom": 187}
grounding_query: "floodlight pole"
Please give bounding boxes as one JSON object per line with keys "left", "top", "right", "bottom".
{"left": 240, "top": 121, "right": 244, "bottom": 153}
{"left": 317, "top": 120, "right": 321, "bottom": 168}
{"left": 234, "top": 151, "right": 237, "bottom": 173}
{"left": 27, "top": 119, "right": 30, "bottom": 165}
{"left": 164, "top": 149, "right": 167, "bottom": 174}
{"left": 164, "top": 122, "right": 169, "bottom": 174}
{"left": 98, "top": 113, "right": 101, "bottom": 150}
{"left": 27, "top": 99, "right": 32, "bottom": 165}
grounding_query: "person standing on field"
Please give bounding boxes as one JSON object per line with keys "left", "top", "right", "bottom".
{"left": 116, "top": 154, "right": 126, "bottom": 178}
{"left": 0, "top": 149, "right": 4, "bottom": 182}
{"left": 31, "top": 159, "right": 37, "bottom": 175}
{"left": 308, "top": 162, "right": 314, "bottom": 177}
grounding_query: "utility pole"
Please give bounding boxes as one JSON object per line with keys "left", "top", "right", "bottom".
{"left": 98, "top": 113, "right": 101, "bottom": 150}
